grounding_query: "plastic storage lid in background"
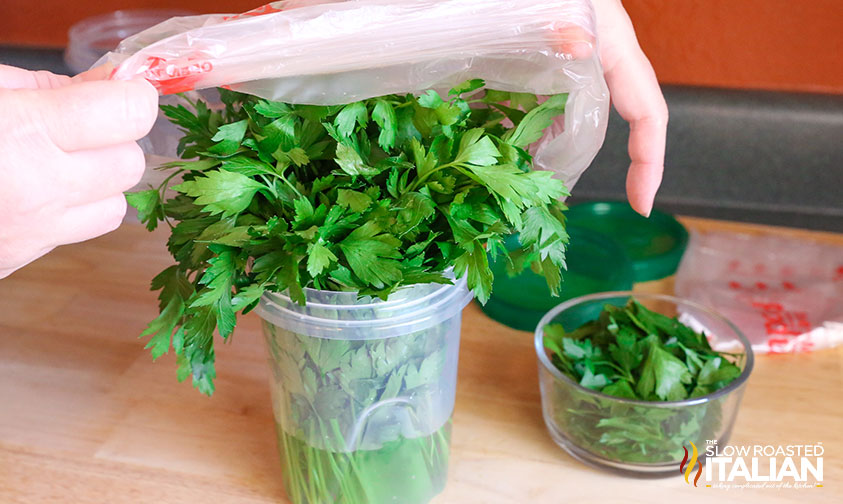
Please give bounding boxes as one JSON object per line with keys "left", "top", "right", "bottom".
{"left": 565, "top": 201, "right": 689, "bottom": 283}
{"left": 480, "top": 226, "right": 635, "bottom": 331}
{"left": 65, "top": 10, "right": 194, "bottom": 75}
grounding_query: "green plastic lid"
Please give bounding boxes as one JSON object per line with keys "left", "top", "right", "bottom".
{"left": 480, "top": 225, "right": 635, "bottom": 332}
{"left": 566, "top": 201, "right": 689, "bottom": 283}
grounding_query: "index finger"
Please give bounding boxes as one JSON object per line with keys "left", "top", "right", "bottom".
{"left": 0, "top": 64, "right": 71, "bottom": 90}
{"left": 71, "top": 63, "right": 115, "bottom": 83}
{"left": 604, "top": 47, "right": 668, "bottom": 217}
{"left": 23, "top": 78, "right": 159, "bottom": 152}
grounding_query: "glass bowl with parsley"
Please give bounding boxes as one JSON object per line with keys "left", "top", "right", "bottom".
{"left": 535, "top": 292, "right": 753, "bottom": 475}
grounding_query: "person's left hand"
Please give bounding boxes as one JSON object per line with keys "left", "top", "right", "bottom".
{"left": 0, "top": 65, "right": 158, "bottom": 278}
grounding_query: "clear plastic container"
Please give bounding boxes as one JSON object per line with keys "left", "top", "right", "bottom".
{"left": 65, "top": 9, "right": 194, "bottom": 74}
{"left": 257, "top": 277, "right": 472, "bottom": 504}
{"left": 535, "top": 292, "right": 753, "bottom": 476}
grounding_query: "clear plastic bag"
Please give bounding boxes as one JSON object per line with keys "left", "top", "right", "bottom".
{"left": 675, "top": 231, "right": 843, "bottom": 354}
{"left": 101, "top": 0, "right": 609, "bottom": 186}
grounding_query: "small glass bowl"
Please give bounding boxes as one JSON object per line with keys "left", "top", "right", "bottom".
{"left": 534, "top": 291, "right": 753, "bottom": 476}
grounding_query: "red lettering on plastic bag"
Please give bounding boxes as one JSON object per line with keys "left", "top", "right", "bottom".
{"left": 750, "top": 301, "right": 813, "bottom": 353}
{"left": 140, "top": 56, "right": 214, "bottom": 94}
{"left": 223, "top": 4, "right": 283, "bottom": 21}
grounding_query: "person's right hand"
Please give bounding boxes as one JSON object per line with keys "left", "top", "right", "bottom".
{"left": 0, "top": 65, "right": 158, "bottom": 278}
{"left": 553, "top": 0, "right": 668, "bottom": 217}
{"left": 590, "top": 0, "right": 668, "bottom": 218}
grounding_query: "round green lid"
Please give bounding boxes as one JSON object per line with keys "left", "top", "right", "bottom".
{"left": 566, "top": 201, "right": 689, "bottom": 283}
{"left": 480, "top": 225, "right": 635, "bottom": 332}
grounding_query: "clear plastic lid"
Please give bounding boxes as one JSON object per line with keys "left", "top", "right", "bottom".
{"left": 64, "top": 10, "right": 194, "bottom": 75}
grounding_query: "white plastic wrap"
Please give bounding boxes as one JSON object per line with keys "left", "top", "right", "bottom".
{"left": 676, "top": 231, "right": 843, "bottom": 354}
{"left": 102, "top": 0, "right": 609, "bottom": 186}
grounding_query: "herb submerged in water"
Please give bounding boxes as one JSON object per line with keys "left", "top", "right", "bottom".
{"left": 129, "top": 79, "right": 571, "bottom": 395}
{"left": 264, "top": 315, "right": 458, "bottom": 504}
{"left": 543, "top": 298, "right": 745, "bottom": 463}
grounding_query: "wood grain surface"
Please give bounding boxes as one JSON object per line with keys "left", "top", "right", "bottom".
{"left": 0, "top": 217, "right": 840, "bottom": 503}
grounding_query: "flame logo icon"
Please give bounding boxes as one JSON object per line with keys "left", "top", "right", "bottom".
{"left": 680, "top": 441, "right": 703, "bottom": 486}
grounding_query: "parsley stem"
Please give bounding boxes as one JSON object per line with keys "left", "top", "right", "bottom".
{"left": 272, "top": 162, "right": 304, "bottom": 197}
{"left": 257, "top": 174, "right": 280, "bottom": 200}
{"left": 155, "top": 170, "right": 185, "bottom": 229}
{"left": 453, "top": 165, "right": 483, "bottom": 186}
{"left": 407, "top": 161, "right": 460, "bottom": 191}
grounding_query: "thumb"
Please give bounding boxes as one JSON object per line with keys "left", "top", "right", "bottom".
{"left": 20, "top": 78, "right": 159, "bottom": 152}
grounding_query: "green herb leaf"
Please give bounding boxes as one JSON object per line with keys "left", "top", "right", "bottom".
{"left": 335, "top": 142, "right": 378, "bottom": 177}
{"left": 307, "top": 241, "right": 338, "bottom": 277}
{"left": 126, "top": 189, "right": 164, "bottom": 231}
{"left": 372, "top": 99, "right": 398, "bottom": 151}
{"left": 453, "top": 241, "right": 492, "bottom": 304}
{"left": 417, "top": 90, "right": 444, "bottom": 109}
{"left": 208, "top": 120, "right": 249, "bottom": 155}
{"left": 637, "top": 339, "right": 692, "bottom": 401}
{"left": 697, "top": 357, "right": 741, "bottom": 387}
{"left": 334, "top": 102, "right": 369, "bottom": 137}
{"left": 601, "top": 380, "right": 637, "bottom": 399}
{"left": 503, "top": 94, "right": 567, "bottom": 148}
{"left": 454, "top": 128, "right": 500, "bottom": 166}
{"left": 133, "top": 80, "right": 571, "bottom": 395}
{"left": 173, "top": 171, "right": 266, "bottom": 217}
{"left": 541, "top": 297, "right": 744, "bottom": 463}
{"left": 338, "top": 221, "right": 403, "bottom": 289}
{"left": 254, "top": 100, "right": 292, "bottom": 118}
{"left": 449, "top": 79, "right": 485, "bottom": 96}
{"left": 336, "top": 188, "right": 373, "bottom": 213}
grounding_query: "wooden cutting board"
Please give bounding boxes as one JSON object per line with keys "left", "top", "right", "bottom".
{"left": 1, "top": 217, "right": 840, "bottom": 503}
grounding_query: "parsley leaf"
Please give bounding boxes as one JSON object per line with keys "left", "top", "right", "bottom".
{"left": 126, "top": 189, "right": 164, "bottom": 231}
{"left": 208, "top": 120, "right": 248, "bottom": 155}
{"left": 504, "top": 94, "right": 567, "bottom": 148}
{"left": 449, "top": 78, "right": 485, "bottom": 96}
{"left": 372, "top": 99, "right": 398, "bottom": 151}
{"left": 336, "top": 189, "right": 373, "bottom": 213}
{"left": 307, "top": 241, "right": 338, "bottom": 277}
{"left": 338, "top": 221, "right": 403, "bottom": 289}
{"left": 542, "top": 297, "right": 746, "bottom": 464}
{"left": 334, "top": 102, "right": 369, "bottom": 137}
{"left": 173, "top": 171, "right": 266, "bottom": 217}
{"left": 131, "top": 80, "right": 571, "bottom": 394}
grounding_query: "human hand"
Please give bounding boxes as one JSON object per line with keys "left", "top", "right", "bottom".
{"left": 554, "top": 0, "right": 668, "bottom": 216}
{"left": 592, "top": 0, "right": 667, "bottom": 217}
{"left": 0, "top": 65, "right": 158, "bottom": 278}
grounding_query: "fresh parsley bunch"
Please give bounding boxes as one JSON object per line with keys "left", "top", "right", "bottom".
{"left": 543, "top": 299, "right": 744, "bottom": 462}
{"left": 129, "top": 79, "right": 570, "bottom": 394}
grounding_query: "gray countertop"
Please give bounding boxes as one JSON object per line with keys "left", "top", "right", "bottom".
{"left": 3, "top": 45, "right": 841, "bottom": 232}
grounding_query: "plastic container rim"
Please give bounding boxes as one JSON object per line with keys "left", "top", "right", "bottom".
{"left": 68, "top": 9, "right": 194, "bottom": 40}
{"left": 534, "top": 290, "right": 754, "bottom": 408}
{"left": 257, "top": 275, "right": 473, "bottom": 338}
{"left": 263, "top": 275, "right": 463, "bottom": 310}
